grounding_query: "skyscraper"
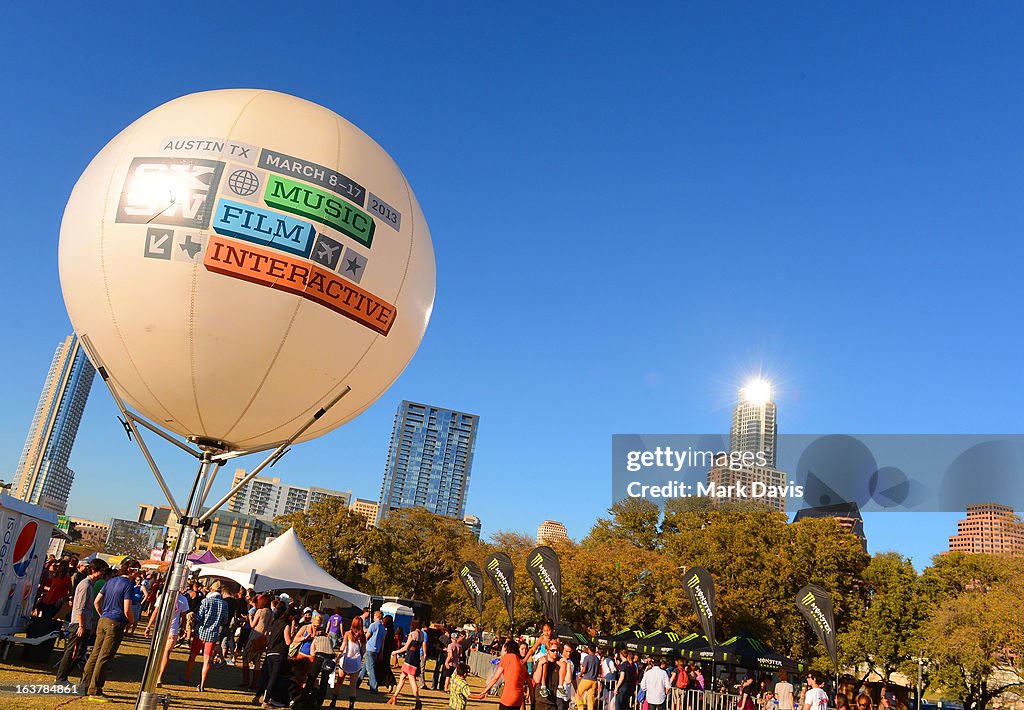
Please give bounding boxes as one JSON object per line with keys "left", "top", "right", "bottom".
{"left": 377, "top": 401, "right": 479, "bottom": 523}
{"left": 707, "top": 380, "right": 787, "bottom": 513}
{"left": 12, "top": 336, "right": 95, "bottom": 514}
{"left": 948, "top": 503, "right": 1024, "bottom": 556}
{"left": 730, "top": 379, "right": 777, "bottom": 468}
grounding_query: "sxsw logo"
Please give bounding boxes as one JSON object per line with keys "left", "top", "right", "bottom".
{"left": 116, "top": 157, "right": 225, "bottom": 229}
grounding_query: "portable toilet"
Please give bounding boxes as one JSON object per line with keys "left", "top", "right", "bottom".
{"left": 380, "top": 601, "right": 414, "bottom": 635}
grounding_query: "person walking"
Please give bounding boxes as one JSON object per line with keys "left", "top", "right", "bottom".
{"left": 80, "top": 560, "right": 136, "bottom": 701}
{"left": 359, "top": 610, "right": 385, "bottom": 692}
{"left": 439, "top": 631, "right": 464, "bottom": 692}
{"left": 576, "top": 643, "right": 600, "bottom": 710}
{"left": 776, "top": 671, "right": 795, "bottom": 710}
{"left": 327, "top": 608, "right": 344, "bottom": 650}
{"left": 803, "top": 672, "right": 828, "bottom": 710}
{"left": 557, "top": 644, "right": 576, "bottom": 710}
{"left": 614, "top": 648, "right": 636, "bottom": 710}
{"left": 54, "top": 559, "right": 108, "bottom": 685}
{"left": 641, "top": 658, "right": 672, "bottom": 710}
{"left": 185, "top": 580, "right": 230, "bottom": 692}
{"left": 532, "top": 640, "right": 563, "bottom": 710}
{"left": 387, "top": 619, "right": 424, "bottom": 708}
{"left": 253, "top": 602, "right": 294, "bottom": 708}
{"left": 144, "top": 588, "right": 190, "bottom": 686}
{"left": 448, "top": 663, "right": 472, "bottom": 710}
{"left": 432, "top": 627, "right": 452, "bottom": 691}
{"left": 331, "top": 615, "right": 367, "bottom": 708}
{"left": 378, "top": 615, "right": 398, "bottom": 693}
{"left": 472, "top": 640, "right": 530, "bottom": 710}
{"left": 243, "top": 593, "right": 273, "bottom": 689}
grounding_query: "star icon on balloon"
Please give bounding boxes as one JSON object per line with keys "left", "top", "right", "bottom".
{"left": 344, "top": 256, "right": 364, "bottom": 276}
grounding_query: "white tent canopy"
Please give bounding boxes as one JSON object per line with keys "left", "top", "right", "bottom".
{"left": 191, "top": 528, "right": 369, "bottom": 608}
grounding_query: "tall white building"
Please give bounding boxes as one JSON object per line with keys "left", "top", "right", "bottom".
{"left": 708, "top": 381, "right": 787, "bottom": 513}
{"left": 228, "top": 469, "right": 352, "bottom": 521}
{"left": 729, "top": 379, "right": 777, "bottom": 468}
{"left": 13, "top": 336, "right": 95, "bottom": 514}
{"left": 536, "top": 520, "right": 569, "bottom": 546}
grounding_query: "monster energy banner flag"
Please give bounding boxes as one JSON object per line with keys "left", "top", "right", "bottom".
{"left": 684, "top": 567, "right": 717, "bottom": 649}
{"left": 796, "top": 584, "right": 838, "bottom": 671}
{"left": 458, "top": 561, "right": 485, "bottom": 615}
{"left": 526, "top": 545, "right": 562, "bottom": 626}
{"left": 485, "top": 552, "right": 516, "bottom": 628}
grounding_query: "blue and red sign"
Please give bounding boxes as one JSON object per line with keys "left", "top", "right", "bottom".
{"left": 12, "top": 521, "right": 37, "bottom": 578}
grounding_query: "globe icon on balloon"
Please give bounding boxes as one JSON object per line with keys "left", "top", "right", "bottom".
{"left": 228, "top": 168, "right": 260, "bottom": 196}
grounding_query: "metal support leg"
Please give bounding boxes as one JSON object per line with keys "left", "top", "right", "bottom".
{"left": 135, "top": 453, "right": 219, "bottom": 710}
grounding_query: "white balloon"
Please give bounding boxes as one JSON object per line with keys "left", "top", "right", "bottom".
{"left": 58, "top": 89, "right": 435, "bottom": 450}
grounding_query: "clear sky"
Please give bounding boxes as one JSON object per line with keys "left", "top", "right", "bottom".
{"left": 2, "top": 3, "right": 1021, "bottom": 571}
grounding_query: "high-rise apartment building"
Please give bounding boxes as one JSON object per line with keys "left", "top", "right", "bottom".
{"left": 377, "top": 401, "right": 479, "bottom": 523}
{"left": 536, "top": 520, "right": 569, "bottom": 546}
{"left": 730, "top": 380, "right": 777, "bottom": 468}
{"left": 228, "top": 469, "right": 352, "bottom": 521}
{"left": 707, "top": 381, "right": 786, "bottom": 513}
{"left": 12, "top": 336, "right": 95, "bottom": 514}
{"left": 948, "top": 503, "right": 1024, "bottom": 556}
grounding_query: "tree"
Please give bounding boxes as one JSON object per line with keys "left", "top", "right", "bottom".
{"left": 920, "top": 578, "right": 1024, "bottom": 710}
{"left": 363, "top": 507, "right": 469, "bottom": 617}
{"left": 844, "top": 552, "right": 923, "bottom": 682}
{"left": 276, "top": 498, "right": 374, "bottom": 588}
{"left": 583, "top": 498, "right": 662, "bottom": 550}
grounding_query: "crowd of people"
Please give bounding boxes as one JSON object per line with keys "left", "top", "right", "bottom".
{"left": 31, "top": 552, "right": 483, "bottom": 708}
{"left": 28, "top": 554, "right": 896, "bottom": 710}
{"left": 470, "top": 623, "right": 898, "bottom": 710}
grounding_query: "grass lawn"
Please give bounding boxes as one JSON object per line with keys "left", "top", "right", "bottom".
{"left": 0, "top": 633, "right": 487, "bottom": 710}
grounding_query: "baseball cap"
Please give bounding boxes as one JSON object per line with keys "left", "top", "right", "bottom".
{"left": 303, "top": 606, "right": 313, "bottom": 613}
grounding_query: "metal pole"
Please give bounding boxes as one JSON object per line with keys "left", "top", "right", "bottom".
{"left": 135, "top": 452, "right": 219, "bottom": 710}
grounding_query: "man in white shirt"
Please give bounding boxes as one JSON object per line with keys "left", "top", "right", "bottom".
{"left": 640, "top": 658, "right": 673, "bottom": 710}
{"left": 776, "top": 670, "right": 795, "bottom": 710}
{"left": 803, "top": 671, "right": 829, "bottom": 710}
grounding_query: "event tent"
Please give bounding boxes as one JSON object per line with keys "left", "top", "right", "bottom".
{"left": 593, "top": 625, "right": 647, "bottom": 650}
{"left": 629, "top": 629, "right": 686, "bottom": 656}
{"left": 554, "top": 624, "right": 591, "bottom": 646}
{"left": 716, "top": 636, "right": 805, "bottom": 674}
{"left": 191, "top": 528, "right": 370, "bottom": 608}
{"left": 188, "top": 550, "right": 219, "bottom": 564}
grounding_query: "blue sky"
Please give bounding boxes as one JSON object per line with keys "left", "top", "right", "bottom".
{"left": 2, "top": 3, "right": 1021, "bottom": 571}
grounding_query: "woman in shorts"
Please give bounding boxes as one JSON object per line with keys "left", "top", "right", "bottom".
{"left": 388, "top": 619, "right": 424, "bottom": 709}
{"left": 331, "top": 615, "right": 366, "bottom": 708}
